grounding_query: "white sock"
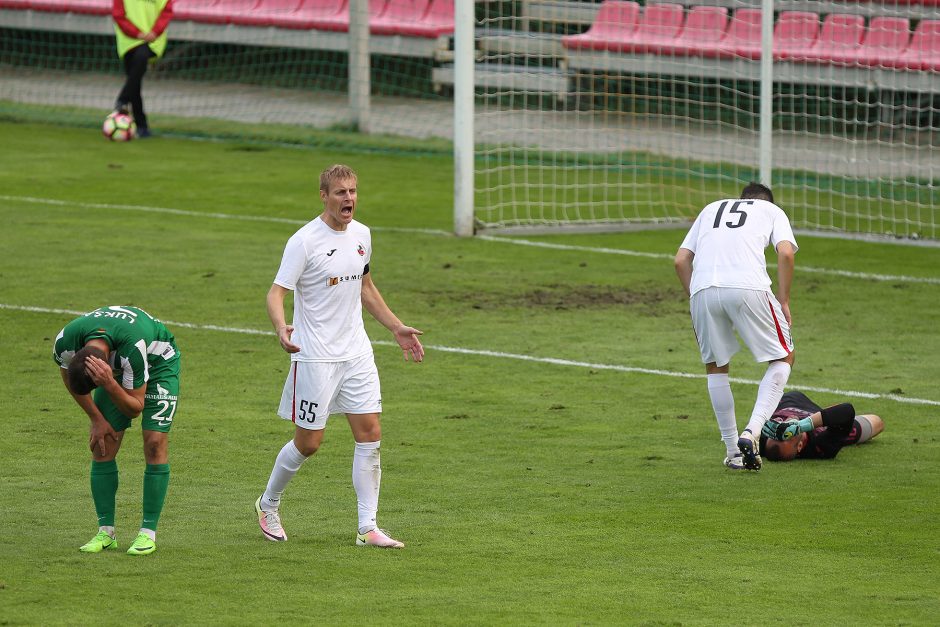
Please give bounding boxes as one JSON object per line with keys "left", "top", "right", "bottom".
{"left": 744, "top": 361, "right": 792, "bottom": 435}
{"left": 140, "top": 528, "right": 156, "bottom": 541}
{"left": 707, "top": 373, "right": 739, "bottom": 457}
{"left": 352, "top": 440, "right": 381, "bottom": 535}
{"left": 262, "top": 440, "right": 309, "bottom": 511}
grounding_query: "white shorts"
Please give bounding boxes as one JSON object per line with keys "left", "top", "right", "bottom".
{"left": 277, "top": 353, "right": 382, "bottom": 430}
{"left": 690, "top": 287, "right": 794, "bottom": 367}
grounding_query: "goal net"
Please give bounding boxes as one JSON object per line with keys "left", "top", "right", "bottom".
{"left": 470, "top": 0, "right": 939, "bottom": 240}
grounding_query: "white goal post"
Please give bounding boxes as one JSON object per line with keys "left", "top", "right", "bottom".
{"left": 454, "top": 0, "right": 939, "bottom": 240}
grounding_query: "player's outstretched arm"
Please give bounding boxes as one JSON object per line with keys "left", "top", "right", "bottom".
{"left": 361, "top": 273, "right": 424, "bottom": 362}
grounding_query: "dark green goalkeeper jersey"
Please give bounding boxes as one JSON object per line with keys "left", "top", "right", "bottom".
{"left": 53, "top": 306, "right": 179, "bottom": 389}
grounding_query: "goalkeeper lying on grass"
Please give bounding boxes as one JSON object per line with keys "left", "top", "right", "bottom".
{"left": 759, "top": 391, "right": 884, "bottom": 462}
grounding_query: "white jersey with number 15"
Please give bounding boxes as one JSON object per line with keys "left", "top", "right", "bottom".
{"left": 679, "top": 198, "right": 798, "bottom": 297}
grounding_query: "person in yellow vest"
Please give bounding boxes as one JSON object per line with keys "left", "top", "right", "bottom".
{"left": 112, "top": 0, "right": 173, "bottom": 138}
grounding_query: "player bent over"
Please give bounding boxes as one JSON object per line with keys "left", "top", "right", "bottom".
{"left": 760, "top": 391, "right": 884, "bottom": 461}
{"left": 675, "top": 183, "right": 798, "bottom": 471}
{"left": 54, "top": 305, "right": 180, "bottom": 555}
{"left": 256, "top": 164, "right": 424, "bottom": 548}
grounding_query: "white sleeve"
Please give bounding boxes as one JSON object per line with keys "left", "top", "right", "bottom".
{"left": 273, "top": 235, "right": 307, "bottom": 290}
{"left": 679, "top": 216, "right": 701, "bottom": 253}
{"left": 770, "top": 210, "right": 799, "bottom": 252}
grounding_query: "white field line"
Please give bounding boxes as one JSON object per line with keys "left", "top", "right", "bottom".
{"left": 3, "top": 194, "right": 939, "bottom": 285}
{"left": 6, "top": 303, "right": 938, "bottom": 408}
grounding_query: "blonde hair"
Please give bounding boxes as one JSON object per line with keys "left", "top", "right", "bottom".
{"left": 319, "top": 164, "right": 357, "bottom": 193}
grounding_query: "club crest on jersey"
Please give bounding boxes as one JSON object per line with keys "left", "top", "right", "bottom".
{"left": 357, "top": 244, "right": 365, "bottom": 256}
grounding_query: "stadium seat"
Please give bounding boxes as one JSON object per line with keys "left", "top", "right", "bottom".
{"left": 717, "top": 8, "right": 762, "bottom": 59}
{"left": 263, "top": 0, "right": 348, "bottom": 30}
{"left": 369, "top": 0, "right": 453, "bottom": 37}
{"left": 370, "top": 0, "right": 429, "bottom": 35}
{"left": 0, "top": 0, "right": 33, "bottom": 8}
{"left": 851, "top": 17, "right": 910, "bottom": 68}
{"left": 174, "top": 0, "right": 261, "bottom": 25}
{"left": 28, "top": 0, "right": 110, "bottom": 14}
{"left": 230, "top": 0, "right": 304, "bottom": 26}
{"left": 803, "top": 14, "right": 865, "bottom": 65}
{"left": 895, "top": 19, "right": 940, "bottom": 70}
{"left": 772, "top": 11, "right": 820, "bottom": 61}
{"left": 419, "top": 0, "right": 455, "bottom": 36}
{"left": 561, "top": 0, "right": 641, "bottom": 52}
{"left": 661, "top": 5, "right": 729, "bottom": 58}
{"left": 623, "top": 3, "right": 685, "bottom": 54}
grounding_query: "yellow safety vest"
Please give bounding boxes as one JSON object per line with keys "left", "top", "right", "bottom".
{"left": 114, "top": 0, "right": 170, "bottom": 59}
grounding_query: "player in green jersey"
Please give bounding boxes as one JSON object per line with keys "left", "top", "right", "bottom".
{"left": 53, "top": 306, "right": 181, "bottom": 556}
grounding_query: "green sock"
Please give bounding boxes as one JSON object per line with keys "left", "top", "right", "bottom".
{"left": 90, "top": 460, "right": 119, "bottom": 528}
{"left": 142, "top": 463, "right": 170, "bottom": 532}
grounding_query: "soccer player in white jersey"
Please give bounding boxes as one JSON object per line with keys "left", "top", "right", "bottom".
{"left": 255, "top": 164, "right": 424, "bottom": 548}
{"left": 674, "top": 182, "right": 797, "bottom": 471}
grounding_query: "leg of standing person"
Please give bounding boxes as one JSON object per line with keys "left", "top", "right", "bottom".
{"left": 79, "top": 429, "right": 126, "bottom": 552}
{"left": 348, "top": 412, "right": 403, "bottom": 548}
{"left": 115, "top": 44, "right": 154, "bottom": 135}
{"left": 735, "top": 290, "right": 795, "bottom": 470}
{"left": 692, "top": 288, "right": 745, "bottom": 469}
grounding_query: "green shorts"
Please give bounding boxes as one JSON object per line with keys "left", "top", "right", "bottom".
{"left": 94, "top": 361, "right": 180, "bottom": 433}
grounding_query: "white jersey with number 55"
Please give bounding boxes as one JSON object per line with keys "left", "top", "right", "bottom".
{"left": 679, "top": 198, "right": 798, "bottom": 296}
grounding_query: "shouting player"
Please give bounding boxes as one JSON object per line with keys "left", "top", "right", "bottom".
{"left": 675, "top": 183, "right": 798, "bottom": 471}
{"left": 54, "top": 305, "right": 180, "bottom": 555}
{"left": 255, "top": 164, "right": 424, "bottom": 548}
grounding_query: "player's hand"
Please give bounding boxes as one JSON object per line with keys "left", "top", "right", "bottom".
{"left": 277, "top": 325, "right": 301, "bottom": 354}
{"left": 142, "top": 31, "right": 157, "bottom": 42}
{"left": 89, "top": 418, "right": 118, "bottom": 458}
{"left": 762, "top": 419, "right": 801, "bottom": 441}
{"left": 84, "top": 355, "right": 115, "bottom": 390}
{"left": 781, "top": 302, "right": 792, "bottom": 326}
{"left": 394, "top": 325, "right": 424, "bottom": 362}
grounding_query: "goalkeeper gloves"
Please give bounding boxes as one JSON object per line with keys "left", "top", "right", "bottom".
{"left": 762, "top": 417, "right": 815, "bottom": 441}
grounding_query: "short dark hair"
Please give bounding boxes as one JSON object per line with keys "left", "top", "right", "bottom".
{"left": 740, "top": 182, "right": 774, "bottom": 203}
{"left": 67, "top": 346, "right": 107, "bottom": 395}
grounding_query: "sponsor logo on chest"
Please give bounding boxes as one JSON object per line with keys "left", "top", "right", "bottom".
{"left": 324, "top": 243, "right": 366, "bottom": 287}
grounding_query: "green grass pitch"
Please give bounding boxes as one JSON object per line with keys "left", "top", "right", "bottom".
{"left": 0, "top": 120, "right": 938, "bottom": 625}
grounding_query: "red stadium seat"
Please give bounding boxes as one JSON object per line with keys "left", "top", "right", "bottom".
{"left": 851, "top": 17, "right": 910, "bottom": 68}
{"left": 230, "top": 0, "right": 303, "bottom": 26}
{"left": 0, "top": 0, "right": 34, "bottom": 8}
{"left": 174, "top": 0, "right": 261, "bottom": 25}
{"left": 663, "top": 5, "right": 729, "bottom": 57}
{"left": 773, "top": 12, "right": 820, "bottom": 61}
{"left": 628, "top": 3, "right": 684, "bottom": 54}
{"left": 263, "top": 0, "right": 348, "bottom": 30}
{"left": 370, "top": 0, "right": 429, "bottom": 35}
{"left": 804, "top": 14, "right": 864, "bottom": 64}
{"left": 717, "top": 8, "right": 762, "bottom": 59}
{"left": 372, "top": 0, "right": 453, "bottom": 37}
{"left": 895, "top": 19, "right": 940, "bottom": 70}
{"left": 561, "top": 0, "right": 641, "bottom": 52}
{"left": 418, "top": 0, "right": 454, "bottom": 36}
{"left": 29, "top": 0, "right": 109, "bottom": 14}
